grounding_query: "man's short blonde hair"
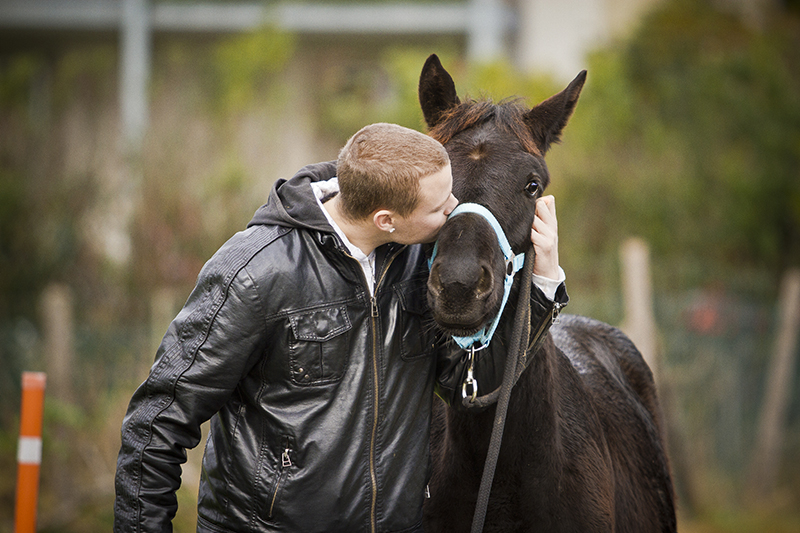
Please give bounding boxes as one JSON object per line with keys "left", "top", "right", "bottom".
{"left": 337, "top": 123, "right": 450, "bottom": 221}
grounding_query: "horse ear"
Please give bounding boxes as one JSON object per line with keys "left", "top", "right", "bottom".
{"left": 418, "top": 54, "right": 461, "bottom": 128}
{"left": 525, "top": 70, "right": 587, "bottom": 154}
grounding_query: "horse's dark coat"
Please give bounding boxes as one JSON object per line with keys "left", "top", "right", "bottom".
{"left": 420, "top": 54, "right": 676, "bottom": 533}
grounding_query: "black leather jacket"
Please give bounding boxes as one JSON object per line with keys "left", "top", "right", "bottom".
{"left": 114, "top": 162, "right": 565, "bottom": 533}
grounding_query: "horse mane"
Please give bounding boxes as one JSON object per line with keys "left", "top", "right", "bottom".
{"left": 427, "top": 98, "right": 542, "bottom": 157}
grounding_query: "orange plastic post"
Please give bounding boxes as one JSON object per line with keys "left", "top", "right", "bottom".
{"left": 14, "top": 372, "right": 47, "bottom": 533}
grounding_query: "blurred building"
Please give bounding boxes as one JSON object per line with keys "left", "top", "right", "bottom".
{"left": 0, "top": 0, "right": 665, "bottom": 139}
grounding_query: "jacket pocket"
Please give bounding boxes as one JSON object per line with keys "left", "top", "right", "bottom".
{"left": 266, "top": 435, "right": 296, "bottom": 521}
{"left": 288, "top": 305, "right": 352, "bottom": 385}
{"left": 394, "top": 279, "right": 438, "bottom": 361}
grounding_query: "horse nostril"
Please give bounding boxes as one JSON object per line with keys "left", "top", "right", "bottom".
{"left": 428, "top": 264, "right": 444, "bottom": 295}
{"left": 476, "top": 266, "right": 493, "bottom": 296}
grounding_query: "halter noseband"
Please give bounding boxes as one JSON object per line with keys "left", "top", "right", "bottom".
{"left": 429, "top": 203, "right": 526, "bottom": 352}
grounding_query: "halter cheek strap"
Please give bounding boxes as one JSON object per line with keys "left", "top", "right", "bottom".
{"left": 429, "top": 203, "right": 526, "bottom": 352}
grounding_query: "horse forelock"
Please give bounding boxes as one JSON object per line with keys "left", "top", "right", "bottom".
{"left": 428, "top": 98, "right": 542, "bottom": 157}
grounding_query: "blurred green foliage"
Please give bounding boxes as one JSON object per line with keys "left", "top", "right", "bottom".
{"left": 553, "top": 0, "right": 800, "bottom": 300}
{"left": 132, "top": 26, "right": 295, "bottom": 290}
{"left": 210, "top": 27, "right": 295, "bottom": 112}
{"left": 316, "top": 48, "right": 457, "bottom": 138}
{"left": 156, "top": 0, "right": 466, "bottom": 3}
{"left": 317, "top": 46, "right": 562, "bottom": 145}
{"left": 633, "top": 1, "right": 800, "bottom": 267}
{"left": 0, "top": 24, "right": 296, "bottom": 530}
{"left": 0, "top": 66, "right": 100, "bottom": 325}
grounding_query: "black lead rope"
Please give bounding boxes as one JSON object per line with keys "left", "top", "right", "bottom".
{"left": 468, "top": 252, "right": 535, "bottom": 533}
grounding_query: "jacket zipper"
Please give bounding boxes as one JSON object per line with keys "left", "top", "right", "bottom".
{"left": 367, "top": 247, "right": 403, "bottom": 533}
{"left": 268, "top": 439, "right": 293, "bottom": 519}
{"left": 339, "top": 243, "right": 404, "bottom": 533}
{"left": 369, "top": 304, "right": 380, "bottom": 533}
{"left": 527, "top": 300, "right": 565, "bottom": 353}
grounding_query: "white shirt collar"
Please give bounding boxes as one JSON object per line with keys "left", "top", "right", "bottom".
{"left": 311, "top": 179, "right": 377, "bottom": 296}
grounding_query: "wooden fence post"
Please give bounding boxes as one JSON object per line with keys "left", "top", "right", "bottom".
{"left": 619, "top": 237, "right": 659, "bottom": 379}
{"left": 748, "top": 268, "right": 800, "bottom": 499}
{"left": 619, "top": 237, "right": 702, "bottom": 515}
{"left": 39, "top": 283, "right": 76, "bottom": 524}
{"left": 41, "top": 284, "right": 74, "bottom": 403}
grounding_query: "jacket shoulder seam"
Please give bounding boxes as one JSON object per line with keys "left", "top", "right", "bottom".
{"left": 126, "top": 225, "right": 291, "bottom": 528}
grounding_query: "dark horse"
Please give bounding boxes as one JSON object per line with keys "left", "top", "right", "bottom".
{"left": 419, "top": 55, "right": 676, "bottom": 532}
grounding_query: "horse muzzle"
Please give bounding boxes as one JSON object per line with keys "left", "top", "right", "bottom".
{"left": 426, "top": 220, "right": 506, "bottom": 336}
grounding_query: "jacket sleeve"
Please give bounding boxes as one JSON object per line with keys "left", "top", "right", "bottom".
{"left": 434, "top": 280, "right": 568, "bottom": 407}
{"left": 114, "top": 261, "right": 267, "bottom": 533}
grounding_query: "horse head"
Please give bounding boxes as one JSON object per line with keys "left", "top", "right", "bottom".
{"left": 419, "top": 54, "right": 586, "bottom": 337}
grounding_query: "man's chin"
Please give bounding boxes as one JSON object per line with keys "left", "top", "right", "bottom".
{"left": 421, "top": 233, "right": 440, "bottom": 244}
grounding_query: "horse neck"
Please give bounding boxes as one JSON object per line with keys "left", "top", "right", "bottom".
{"left": 445, "top": 334, "right": 561, "bottom": 464}
{"left": 483, "top": 276, "right": 562, "bottom": 434}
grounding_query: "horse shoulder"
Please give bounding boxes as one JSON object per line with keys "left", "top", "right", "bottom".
{"left": 551, "top": 314, "right": 660, "bottom": 421}
{"left": 550, "top": 314, "right": 676, "bottom": 531}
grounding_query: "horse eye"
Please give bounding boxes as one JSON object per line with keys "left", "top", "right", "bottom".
{"left": 524, "top": 180, "right": 539, "bottom": 197}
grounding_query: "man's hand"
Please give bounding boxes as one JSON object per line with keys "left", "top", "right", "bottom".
{"left": 531, "top": 195, "right": 560, "bottom": 280}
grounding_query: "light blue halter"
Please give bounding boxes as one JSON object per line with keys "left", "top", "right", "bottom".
{"left": 429, "top": 203, "right": 526, "bottom": 352}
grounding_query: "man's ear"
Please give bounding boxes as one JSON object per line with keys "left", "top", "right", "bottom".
{"left": 373, "top": 209, "right": 395, "bottom": 233}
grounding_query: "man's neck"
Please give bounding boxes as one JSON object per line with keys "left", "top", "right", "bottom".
{"left": 323, "top": 196, "right": 382, "bottom": 256}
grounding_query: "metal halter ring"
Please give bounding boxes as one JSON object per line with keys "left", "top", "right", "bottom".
{"left": 461, "top": 346, "right": 482, "bottom": 402}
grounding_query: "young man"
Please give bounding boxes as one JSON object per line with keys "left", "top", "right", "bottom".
{"left": 114, "top": 123, "right": 565, "bottom": 533}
